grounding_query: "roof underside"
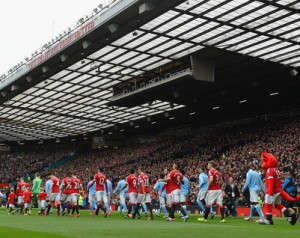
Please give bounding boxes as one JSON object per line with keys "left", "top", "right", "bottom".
{"left": 1, "top": 0, "right": 300, "bottom": 141}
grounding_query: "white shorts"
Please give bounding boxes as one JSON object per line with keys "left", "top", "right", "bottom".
{"left": 138, "top": 193, "right": 151, "bottom": 203}
{"left": 60, "top": 194, "right": 72, "bottom": 202}
{"left": 250, "top": 191, "right": 260, "bottom": 203}
{"left": 17, "top": 196, "right": 24, "bottom": 205}
{"left": 96, "top": 191, "right": 105, "bottom": 202}
{"left": 171, "top": 189, "right": 181, "bottom": 203}
{"left": 180, "top": 194, "right": 187, "bottom": 203}
{"left": 197, "top": 190, "right": 207, "bottom": 201}
{"left": 120, "top": 194, "right": 127, "bottom": 204}
{"left": 159, "top": 196, "right": 166, "bottom": 206}
{"left": 205, "top": 190, "right": 223, "bottom": 206}
{"left": 103, "top": 194, "right": 110, "bottom": 204}
{"left": 49, "top": 193, "right": 60, "bottom": 202}
{"left": 24, "top": 203, "right": 29, "bottom": 209}
{"left": 40, "top": 200, "right": 47, "bottom": 209}
{"left": 166, "top": 194, "right": 172, "bottom": 206}
{"left": 9, "top": 204, "right": 15, "bottom": 208}
{"left": 129, "top": 192, "right": 137, "bottom": 204}
{"left": 71, "top": 193, "right": 79, "bottom": 204}
{"left": 265, "top": 193, "right": 281, "bottom": 205}
{"left": 89, "top": 194, "right": 96, "bottom": 204}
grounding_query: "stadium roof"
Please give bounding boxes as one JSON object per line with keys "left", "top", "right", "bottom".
{"left": 1, "top": 0, "right": 300, "bottom": 142}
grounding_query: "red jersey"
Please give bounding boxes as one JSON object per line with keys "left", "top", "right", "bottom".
{"left": 23, "top": 191, "right": 33, "bottom": 203}
{"left": 126, "top": 174, "right": 138, "bottom": 193}
{"left": 62, "top": 177, "right": 73, "bottom": 194}
{"left": 37, "top": 192, "right": 48, "bottom": 201}
{"left": 17, "top": 182, "right": 29, "bottom": 196}
{"left": 51, "top": 177, "right": 60, "bottom": 193}
{"left": 208, "top": 168, "right": 221, "bottom": 190}
{"left": 8, "top": 193, "right": 16, "bottom": 205}
{"left": 165, "top": 175, "right": 172, "bottom": 194}
{"left": 265, "top": 168, "right": 282, "bottom": 195}
{"left": 94, "top": 173, "right": 107, "bottom": 192}
{"left": 168, "top": 170, "right": 183, "bottom": 191}
{"left": 71, "top": 177, "right": 82, "bottom": 194}
{"left": 138, "top": 173, "right": 150, "bottom": 194}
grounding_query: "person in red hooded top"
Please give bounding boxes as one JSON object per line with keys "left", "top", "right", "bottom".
{"left": 23, "top": 187, "right": 33, "bottom": 215}
{"left": 8, "top": 188, "right": 17, "bottom": 214}
{"left": 37, "top": 187, "right": 48, "bottom": 216}
{"left": 260, "top": 152, "right": 299, "bottom": 225}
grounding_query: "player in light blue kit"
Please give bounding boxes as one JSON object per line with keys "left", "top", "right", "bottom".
{"left": 103, "top": 178, "right": 113, "bottom": 215}
{"left": 45, "top": 176, "right": 53, "bottom": 213}
{"left": 242, "top": 165, "right": 265, "bottom": 222}
{"left": 113, "top": 177, "right": 128, "bottom": 215}
{"left": 180, "top": 170, "right": 190, "bottom": 216}
{"left": 197, "top": 167, "right": 208, "bottom": 215}
{"left": 87, "top": 176, "right": 96, "bottom": 215}
{"left": 153, "top": 177, "right": 168, "bottom": 218}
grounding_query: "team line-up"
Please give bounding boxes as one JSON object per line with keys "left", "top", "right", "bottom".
{"left": 6, "top": 153, "right": 300, "bottom": 226}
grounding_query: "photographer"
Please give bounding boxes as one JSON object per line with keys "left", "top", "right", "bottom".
{"left": 282, "top": 171, "right": 297, "bottom": 209}
{"left": 225, "top": 177, "right": 240, "bottom": 217}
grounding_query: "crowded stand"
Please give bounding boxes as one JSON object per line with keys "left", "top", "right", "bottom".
{"left": 0, "top": 151, "right": 73, "bottom": 183}
{"left": 42, "top": 116, "right": 300, "bottom": 208}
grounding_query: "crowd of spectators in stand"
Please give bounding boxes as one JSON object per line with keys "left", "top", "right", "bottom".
{"left": 1, "top": 116, "right": 300, "bottom": 209}
{"left": 0, "top": 151, "right": 72, "bottom": 183}
{"left": 41, "top": 117, "right": 300, "bottom": 207}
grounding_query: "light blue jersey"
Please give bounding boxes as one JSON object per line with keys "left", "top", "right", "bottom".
{"left": 88, "top": 180, "right": 96, "bottom": 195}
{"left": 45, "top": 180, "right": 52, "bottom": 194}
{"left": 113, "top": 180, "right": 128, "bottom": 195}
{"left": 199, "top": 172, "right": 208, "bottom": 191}
{"left": 181, "top": 176, "right": 190, "bottom": 196}
{"left": 104, "top": 179, "right": 113, "bottom": 195}
{"left": 153, "top": 181, "right": 166, "bottom": 198}
{"left": 242, "top": 169, "right": 265, "bottom": 193}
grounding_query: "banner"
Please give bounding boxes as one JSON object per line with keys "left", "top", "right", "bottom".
{"left": 0, "top": 183, "right": 10, "bottom": 188}
{"left": 29, "top": 20, "right": 95, "bottom": 70}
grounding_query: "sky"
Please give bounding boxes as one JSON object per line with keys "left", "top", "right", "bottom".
{"left": 0, "top": 0, "right": 108, "bottom": 75}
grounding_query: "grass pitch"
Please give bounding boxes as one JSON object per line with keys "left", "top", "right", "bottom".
{"left": 0, "top": 209, "right": 299, "bottom": 238}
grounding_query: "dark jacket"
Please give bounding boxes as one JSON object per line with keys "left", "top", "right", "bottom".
{"left": 225, "top": 183, "right": 240, "bottom": 200}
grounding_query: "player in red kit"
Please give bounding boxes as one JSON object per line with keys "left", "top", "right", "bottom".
{"left": 37, "top": 187, "right": 48, "bottom": 216}
{"left": 259, "top": 152, "right": 299, "bottom": 225}
{"left": 70, "top": 173, "right": 83, "bottom": 217}
{"left": 132, "top": 167, "right": 153, "bottom": 220}
{"left": 23, "top": 187, "right": 33, "bottom": 215}
{"left": 8, "top": 188, "right": 17, "bottom": 214}
{"left": 61, "top": 172, "right": 73, "bottom": 216}
{"left": 48, "top": 173, "right": 61, "bottom": 215}
{"left": 159, "top": 164, "right": 189, "bottom": 222}
{"left": 16, "top": 177, "right": 29, "bottom": 214}
{"left": 88, "top": 168, "right": 109, "bottom": 217}
{"left": 198, "top": 161, "right": 225, "bottom": 223}
{"left": 121, "top": 169, "right": 138, "bottom": 218}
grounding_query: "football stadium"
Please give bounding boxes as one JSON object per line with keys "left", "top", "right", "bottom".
{"left": 1, "top": 0, "right": 300, "bottom": 237}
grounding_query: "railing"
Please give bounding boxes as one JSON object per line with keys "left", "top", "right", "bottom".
{"left": 112, "top": 68, "right": 193, "bottom": 100}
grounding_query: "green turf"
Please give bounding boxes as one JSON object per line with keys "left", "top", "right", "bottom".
{"left": 0, "top": 209, "right": 299, "bottom": 238}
